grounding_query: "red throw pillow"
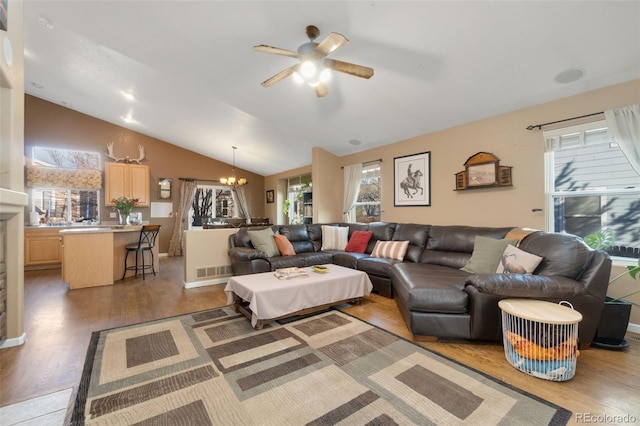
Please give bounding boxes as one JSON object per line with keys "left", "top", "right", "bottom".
{"left": 273, "top": 234, "right": 296, "bottom": 256}
{"left": 345, "top": 231, "right": 373, "bottom": 253}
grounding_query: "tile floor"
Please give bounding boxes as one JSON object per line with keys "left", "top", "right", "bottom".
{"left": 0, "top": 388, "right": 72, "bottom": 425}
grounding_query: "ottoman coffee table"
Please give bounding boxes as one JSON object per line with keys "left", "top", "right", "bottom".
{"left": 224, "top": 264, "right": 373, "bottom": 328}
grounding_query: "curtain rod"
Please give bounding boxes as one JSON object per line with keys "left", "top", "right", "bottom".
{"left": 179, "top": 177, "right": 221, "bottom": 183}
{"left": 341, "top": 158, "right": 383, "bottom": 169}
{"left": 526, "top": 111, "right": 604, "bottom": 131}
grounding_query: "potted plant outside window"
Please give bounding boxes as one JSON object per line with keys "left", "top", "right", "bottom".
{"left": 584, "top": 228, "right": 640, "bottom": 350}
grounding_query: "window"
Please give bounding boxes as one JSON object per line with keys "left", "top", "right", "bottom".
{"left": 355, "top": 164, "right": 381, "bottom": 223}
{"left": 29, "top": 147, "right": 101, "bottom": 224}
{"left": 188, "top": 184, "right": 235, "bottom": 228}
{"left": 32, "top": 188, "right": 100, "bottom": 224}
{"left": 544, "top": 120, "right": 640, "bottom": 258}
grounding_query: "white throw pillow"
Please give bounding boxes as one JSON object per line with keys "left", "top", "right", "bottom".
{"left": 371, "top": 240, "right": 409, "bottom": 261}
{"left": 321, "top": 226, "right": 349, "bottom": 251}
{"left": 496, "top": 244, "right": 543, "bottom": 275}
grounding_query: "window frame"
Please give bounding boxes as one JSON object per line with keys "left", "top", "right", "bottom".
{"left": 544, "top": 120, "right": 640, "bottom": 260}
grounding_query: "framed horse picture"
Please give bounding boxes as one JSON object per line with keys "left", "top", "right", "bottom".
{"left": 394, "top": 151, "right": 431, "bottom": 206}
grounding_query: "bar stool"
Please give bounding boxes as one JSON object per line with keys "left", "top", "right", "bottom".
{"left": 122, "top": 225, "right": 161, "bottom": 280}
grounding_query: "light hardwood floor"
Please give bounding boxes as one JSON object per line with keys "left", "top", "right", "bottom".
{"left": 1, "top": 256, "right": 638, "bottom": 425}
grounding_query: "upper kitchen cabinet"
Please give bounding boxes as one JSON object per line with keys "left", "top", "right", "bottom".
{"left": 104, "top": 162, "right": 150, "bottom": 206}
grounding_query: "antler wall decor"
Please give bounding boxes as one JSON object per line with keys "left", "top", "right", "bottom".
{"left": 105, "top": 142, "right": 146, "bottom": 164}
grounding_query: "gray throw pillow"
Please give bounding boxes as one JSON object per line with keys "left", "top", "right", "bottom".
{"left": 460, "top": 236, "right": 518, "bottom": 273}
{"left": 248, "top": 227, "right": 280, "bottom": 257}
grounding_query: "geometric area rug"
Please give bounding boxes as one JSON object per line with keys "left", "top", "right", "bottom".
{"left": 71, "top": 307, "right": 571, "bottom": 425}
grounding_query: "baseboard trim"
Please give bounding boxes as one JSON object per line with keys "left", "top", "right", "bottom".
{"left": 0, "top": 332, "right": 27, "bottom": 348}
{"left": 184, "top": 277, "right": 229, "bottom": 289}
{"left": 627, "top": 322, "right": 640, "bottom": 335}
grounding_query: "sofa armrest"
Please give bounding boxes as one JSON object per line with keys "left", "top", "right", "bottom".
{"left": 228, "top": 247, "right": 269, "bottom": 261}
{"left": 465, "top": 274, "right": 586, "bottom": 298}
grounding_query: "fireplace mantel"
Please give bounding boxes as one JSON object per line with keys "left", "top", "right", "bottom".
{"left": 0, "top": 188, "right": 28, "bottom": 347}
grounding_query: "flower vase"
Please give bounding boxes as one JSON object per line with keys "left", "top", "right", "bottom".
{"left": 118, "top": 212, "right": 130, "bottom": 226}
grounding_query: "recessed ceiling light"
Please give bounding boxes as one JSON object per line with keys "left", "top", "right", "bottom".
{"left": 121, "top": 91, "right": 135, "bottom": 101}
{"left": 349, "top": 139, "right": 361, "bottom": 146}
{"left": 555, "top": 68, "right": 584, "bottom": 84}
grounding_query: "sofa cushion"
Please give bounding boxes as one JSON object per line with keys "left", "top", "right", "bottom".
{"left": 357, "top": 256, "right": 399, "bottom": 278}
{"left": 321, "top": 225, "right": 349, "bottom": 250}
{"left": 366, "top": 222, "right": 397, "bottom": 253}
{"left": 392, "top": 223, "right": 430, "bottom": 263}
{"left": 332, "top": 252, "right": 370, "bottom": 270}
{"left": 420, "top": 225, "right": 513, "bottom": 268}
{"left": 518, "top": 232, "right": 593, "bottom": 279}
{"left": 496, "top": 244, "right": 542, "bottom": 274}
{"left": 273, "top": 234, "right": 296, "bottom": 256}
{"left": 345, "top": 230, "right": 373, "bottom": 253}
{"left": 391, "top": 263, "right": 470, "bottom": 314}
{"left": 248, "top": 227, "right": 280, "bottom": 257}
{"left": 460, "top": 236, "right": 518, "bottom": 274}
{"left": 371, "top": 240, "right": 410, "bottom": 261}
{"left": 278, "top": 224, "right": 315, "bottom": 254}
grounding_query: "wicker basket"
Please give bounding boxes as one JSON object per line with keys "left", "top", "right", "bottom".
{"left": 499, "top": 299, "right": 582, "bottom": 381}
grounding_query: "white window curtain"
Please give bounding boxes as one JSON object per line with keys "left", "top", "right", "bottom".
{"left": 342, "top": 163, "right": 363, "bottom": 222}
{"left": 605, "top": 104, "right": 640, "bottom": 174}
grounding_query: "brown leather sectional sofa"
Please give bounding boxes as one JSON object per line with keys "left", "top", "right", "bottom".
{"left": 227, "top": 222, "right": 611, "bottom": 347}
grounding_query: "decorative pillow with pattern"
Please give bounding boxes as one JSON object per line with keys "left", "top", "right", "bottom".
{"left": 273, "top": 234, "right": 296, "bottom": 256}
{"left": 496, "top": 244, "right": 543, "bottom": 274}
{"left": 321, "top": 225, "right": 349, "bottom": 251}
{"left": 371, "top": 240, "right": 409, "bottom": 261}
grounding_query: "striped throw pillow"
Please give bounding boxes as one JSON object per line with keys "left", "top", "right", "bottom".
{"left": 371, "top": 240, "right": 409, "bottom": 261}
{"left": 321, "top": 225, "right": 349, "bottom": 250}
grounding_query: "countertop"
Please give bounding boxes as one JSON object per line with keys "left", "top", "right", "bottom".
{"left": 58, "top": 226, "right": 142, "bottom": 234}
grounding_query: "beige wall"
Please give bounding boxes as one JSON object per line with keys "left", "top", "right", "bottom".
{"left": 24, "top": 96, "right": 266, "bottom": 253}
{"left": 266, "top": 79, "right": 640, "bottom": 325}
{"left": 328, "top": 79, "right": 640, "bottom": 229}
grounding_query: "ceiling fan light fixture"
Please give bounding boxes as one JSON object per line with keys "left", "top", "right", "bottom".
{"left": 292, "top": 71, "right": 305, "bottom": 84}
{"left": 300, "top": 61, "right": 317, "bottom": 79}
{"left": 319, "top": 68, "right": 331, "bottom": 83}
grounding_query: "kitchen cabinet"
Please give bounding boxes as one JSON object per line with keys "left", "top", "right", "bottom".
{"left": 105, "top": 162, "right": 150, "bottom": 207}
{"left": 24, "top": 227, "right": 62, "bottom": 269}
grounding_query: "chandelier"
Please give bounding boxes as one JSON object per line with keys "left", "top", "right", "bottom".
{"left": 220, "top": 146, "right": 247, "bottom": 186}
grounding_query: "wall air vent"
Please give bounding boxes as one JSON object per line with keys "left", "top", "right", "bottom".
{"left": 195, "top": 265, "right": 233, "bottom": 281}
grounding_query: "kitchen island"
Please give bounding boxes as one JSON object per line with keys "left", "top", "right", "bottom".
{"left": 59, "top": 226, "right": 159, "bottom": 289}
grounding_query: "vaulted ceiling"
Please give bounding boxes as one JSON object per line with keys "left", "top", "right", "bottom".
{"left": 23, "top": 1, "right": 640, "bottom": 176}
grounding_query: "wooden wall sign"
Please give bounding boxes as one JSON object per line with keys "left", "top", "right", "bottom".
{"left": 455, "top": 152, "right": 512, "bottom": 191}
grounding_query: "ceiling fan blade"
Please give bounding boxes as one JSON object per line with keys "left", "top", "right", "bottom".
{"left": 315, "top": 83, "right": 329, "bottom": 98}
{"left": 261, "top": 65, "right": 296, "bottom": 87}
{"left": 324, "top": 58, "right": 374, "bottom": 79}
{"left": 314, "top": 32, "right": 348, "bottom": 56}
{"left": 253, "top": 44, "right": 299, "bottom": 58}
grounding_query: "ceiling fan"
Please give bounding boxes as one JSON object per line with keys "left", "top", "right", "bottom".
{"left": 254, "top": 25, "right": 374, "bottom": 97}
